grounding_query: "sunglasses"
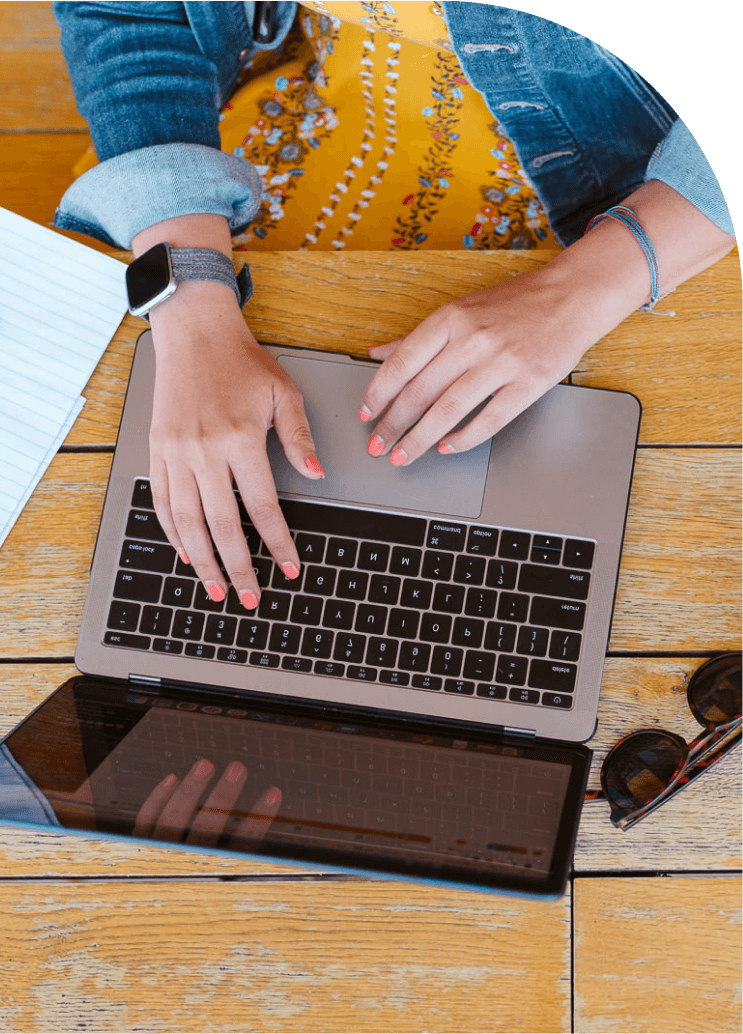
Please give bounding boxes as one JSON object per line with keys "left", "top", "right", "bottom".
{"left": 585, "top": 652, "right": 741, "bottom": 831}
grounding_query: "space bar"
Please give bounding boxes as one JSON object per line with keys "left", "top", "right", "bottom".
{"left": 276, "top": 498, "right": 427, "bottom": 546}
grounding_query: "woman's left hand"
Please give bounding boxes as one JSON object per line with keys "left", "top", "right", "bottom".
{"left": 357, "top": 262, "right": 602, "bottom": 464}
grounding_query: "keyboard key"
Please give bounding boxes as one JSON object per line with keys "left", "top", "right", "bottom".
{"left": 368, "top": 574, "right": 400, "bottom": 605}
{"left": 516, "top": 626, "right": 549, "bottom": 656}
{"left": 161, "top": 577, "right": 195, "bottom": 608}
{"left": 484, "top": 622, "right": 517, "bottom": 652}
{"left": 236, "top": 619, "right": 269, "bottom": 649}
{"left": 107, "top": 600, "right": 140, "bottom": 632}
{"left": 322, "top": 599, "right": 356, "bottom": 629}
{"left": 398, "top": 642, "right": 431, "bottom": 672}
{"left": 280, "top": 498, "right": 425, "bottom": 546}
{"left": 336, "top": 570, "right": 368, "bottom": 600}
{"left": 303, "top": 565, "right": 337, "bottom": 596}
{"left": 496, "top": 655, "right": 528, "bottom": 685}
{"left": 193, "top": 583, "right": 225, "bottom": 612}
{"left": 387, "top": 608, "right": 420, "bottom": 639}
{"left": 347, "top": 665, "right": 378, "bottom": 681}
{"left": 508, "top": 687, "right": 540, "bottom": 705}
{"left": 431, "top": 646, "right": 463, "bottom": 676}
{"left": 283, "top": 656, "right": 313, "bottom": 673}
{"left": 389, "top": 546, "right": 422, "bottom": 577}
{"left": 153, "top": 638, "right": 183, "bottom": 654}
{"left": 464, "top": 587, "right": 497, "bottom": 618}
{"left": 325, "top": 537, "right": 358, "bottom": 567}
{"left": 528, "top": 660, "right": 577, "bottom": 693}
{"left": 412, "top": 674, "right": 442, "bottom": 691}
{"left": 104, "top": 631, "right": 150, "bottom": 649}
{"left": 295, "top": 532, "right": 326, "bottom": 563}
{"left": 126, "top": 509, "right": 168, "bottom": 542}
{"left": 563, "top": 538, "right": 595, "bottom": 569}
{"left": 426, "top": 521, "right": 466, "bottom": 552}
{"left": 549, "top": 630, "right": 582, "bottom": 661}
{"left": 497, "top": 592, "right": 529, "bottom": 623}
{"left": 400, "top": 579, "right": 433, "bottom": 609}
{"left": 518, "top": 564, "right": 590, "bottom": 600}
{"left": 530, "top": 597, "right": 586, "bottom": 631}
{"left": 185, "top": 642, "right": 216, "bottom": 658}
{"left": 250, "top": 651, "right": 280, "bottom": 668}
{"left": 463, "top": 651, "right": 495, "bottom": 681}
{"left": 420, "top": 613, "right": 452, "bottom": 643}
{"left": 486, "top": 560, "right": 518, "bottom": 590}
{"left": 218, "top": 647, "right": 248, "bottom": 663}
{"left": 315, "top": 660, "right": 345, "bottom": 677}
{"left": 466, "top": 526, "right": 498, "bottom": 556}
{"left": 172, "top": 610, "right": 205, "bottom": 640}
{"left": 432, "top": 583, "right": 465, "bottom": 614}
{"left": 444, "top": 679, "right": 475, "bottom": 696}
{"left": 114, "top": 570, "right": 162, "bottom": 603}
{"left": 452, "top": 617, "right": 484, "bottom": 649}
{"left": 380, "top": 670, "right": 410, "bottom": 686}
{"left": 301, "top": 628, "right": 334, "bottom": 658}
{"left": 355, "top": 604, "right": 387, "bottom": 634}
{"left": 140, "top": 605, "right": 172, "bottom": 637}
{"left": 366, "top": 637, "right": 398, "bottom": 667}
{"left": 269, "top": 625, "right": 302, "bottom": 653}
{"left": 531, "top": 534, "right": 563, "bottom": 565}
{"left": 476, "top": 683, "right": 508, "bottom": 700}
{"left": 120, "top": 539, "right": 175, "bottom": 574}
{"left": 453, "top": 555, "right": 486, "bottom": 585}
{"left": 291, "top": 595, "right": 324, "bottom": 625}
{"left": 132, "top": 479, "right": 154, "bottom": 509}
{"left": 498, "top": 530, "right": 530, "bottom": 560}
{"left": 334, "top": 634, "right": 366, "bottom": 663}
{"left": 252, "top": 556, "right": 273, "bottom": 587}
{"left": 542, "top": 692, "right": 573, "bottom": 709}
{"left": 271, "top": 564, "right": 305, "bottom": 591}
{"left": 421, "top": 550, "right": 454, "bottom": 581}
{"left": 257, "top": 591, "right": 291, "bottom": 621}
{"left": 357, "top": 542, "right": 390, "bottom": 571}
{"left": 205, "top": 614, "right": 237, "bottom": 645}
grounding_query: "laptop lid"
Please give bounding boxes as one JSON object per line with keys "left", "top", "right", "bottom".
{"left": 76, "top": 331, "right": 640, "bottom": 742}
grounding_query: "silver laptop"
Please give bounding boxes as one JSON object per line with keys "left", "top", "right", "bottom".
{"left": 80, "top": 331, "right": 640, "bottom": 744}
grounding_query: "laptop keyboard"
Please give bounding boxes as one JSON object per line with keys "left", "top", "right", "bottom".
{"left": 104, "top": 479, "right": 595, "bottom": 712}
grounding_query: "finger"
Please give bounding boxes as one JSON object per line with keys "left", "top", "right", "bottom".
{"left": 234, "top": 785, "right": 282, "bottom": 841}
{"left": 152, "top": 757, "right": 215, "bottom": 842}
{"left": 272, "top": 383, "right": 325, "bottom": 481}
{"left": 437, "top": 381, "right": 544, "bottom": 454}
{"left": 132, "top": 772, "right": 179, "bottom": 839}
{"left": 149, "top": 457, "right": 190, "bottom": 568}
{"left": 185, "top": 760, "right": 248, "bottom": 848}
{"left": 231, "top": 448, "right": 302, "bottom": 582}
{"left": 359, "top": 313, "right": 450, "bottom": 424}
{"left": 166, "top": 466, "right": 232, "bottom": 603}
{"left": 367, "top": 338, "right": 401, "bottom": 360}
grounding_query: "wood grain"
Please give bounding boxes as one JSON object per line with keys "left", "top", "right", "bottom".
{"left": 1, "top": 658, "right": 738, "bottom": 877}
{"left": 66, "top": 249, "right": 742, "bottom": 448}
{"left": 0, "top": 131, "right": 91, "bottom": 228}
{"left": 0, "top": 881, "right": 571, "bottom": 1034}
{"left": 0, "top": 449, "right": 738, "bottom": 660}
{"left": 574, "top": 877, "right": 742, "bottom": 1034}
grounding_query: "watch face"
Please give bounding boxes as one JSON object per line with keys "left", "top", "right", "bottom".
{"left": 126, "top": 243, "right": 175, "bottom": 315}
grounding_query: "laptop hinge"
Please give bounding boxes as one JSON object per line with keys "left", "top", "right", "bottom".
{"left": 504, "top": 726, "right": 536, "bottom": 739}
{"left": 129, "top": 674, "right": 162, "bottom": 686}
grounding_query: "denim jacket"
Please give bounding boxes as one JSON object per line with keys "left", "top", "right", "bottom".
{"left": 52, "top": 1, "right": 734, "bottom": 249}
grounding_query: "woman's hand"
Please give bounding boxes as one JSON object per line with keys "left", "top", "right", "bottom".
{"left": 148, "top": 286, "right": 323, "bottom": 608}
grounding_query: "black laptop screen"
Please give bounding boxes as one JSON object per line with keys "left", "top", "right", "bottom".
{"left": 0, "top": 677, "right": 590, "bottom": 896}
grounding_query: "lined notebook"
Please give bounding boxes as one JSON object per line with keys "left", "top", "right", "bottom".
{"left": 0, "top": 207, "right": 128, "bottom": 549}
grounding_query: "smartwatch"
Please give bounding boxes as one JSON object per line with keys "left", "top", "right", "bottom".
{"left": 125, "top": 243, "right": 242, "bottom": 318}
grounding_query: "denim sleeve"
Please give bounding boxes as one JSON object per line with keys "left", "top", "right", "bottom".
{"left": 645, "top": 119, "right": 735, "bottom": 237}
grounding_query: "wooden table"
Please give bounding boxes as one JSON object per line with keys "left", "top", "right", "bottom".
{"left": 1, "top": 250, "right": 740, "bottom": 1034}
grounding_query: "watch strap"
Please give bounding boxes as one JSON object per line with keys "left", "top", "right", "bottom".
{"left": 170, "top": 248, "right": 243, "bottom": 307}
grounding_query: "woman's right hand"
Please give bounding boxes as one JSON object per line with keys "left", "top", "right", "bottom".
{"left": 147, "top": 278, "right": 324, "bottom": 610}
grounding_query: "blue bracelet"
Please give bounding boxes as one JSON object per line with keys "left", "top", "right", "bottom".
{"left": 585, "top": 205, "right": 660, "bottom": 312}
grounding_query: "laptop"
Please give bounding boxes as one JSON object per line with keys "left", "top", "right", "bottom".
{"left": 0, "top": 331, "right": 641, "bottom": 897}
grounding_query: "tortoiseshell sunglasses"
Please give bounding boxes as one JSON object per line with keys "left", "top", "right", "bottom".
{"left": 585, "top": 652, "right": 741, "bottom": 831}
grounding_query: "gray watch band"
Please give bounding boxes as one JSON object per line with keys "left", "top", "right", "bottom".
{"left": 170, "top": 248, "right": 242, "bottom": 305}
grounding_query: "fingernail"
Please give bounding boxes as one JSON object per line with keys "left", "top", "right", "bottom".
{"left": 225, "top": 760, "right": 247, "bottom": 784}
{"left": 281, "top": 562, "right": 300, "bottom": 580}
{"left": 162, "top": 773, "right": 177, "bottom": 790}
{"left": 239, "top": 590, "right": 259, "bottom": 610}
{"left": 178, "top": 548, "right": 190, "bottom": 565}
{"left": 438, "top": 442, "right": 456, "bottom": 455}
{"left": 390, "top": 446, "right": 407, "bottom": 466}
{"left": 263, "top": 787, "right": 282, "bottom": 807}
{"left": 193, "top": 758, "right": 214, "bottom": 780}
{"left": 367, "top": 434, "right": 385, "bottom": 457}
{"left": 358, "top": 404, "right": 372, "bottom": 423}
{"left": 305, "top": 453, "right": 325, "bottom": 477}
{"left": 205, "top": 582, "right": 226, "bottom": 602}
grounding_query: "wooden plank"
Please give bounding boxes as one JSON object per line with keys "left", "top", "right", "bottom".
{"left": 0, "top": 2, "right": 87, "bottom": 130}
{"left": 0, "top": 449, "right": 738, "bottom": 660}
{"left": 1, "top": 657, "right": 738, "bottom": 876}
{"left": 0, "top": 881, "right": 571, "bottom": 1033}
{"left": 574, "top": 876, "right": 742, "bottom": 1033}
{"left": 0, "top": 132, "right": 91, "bottom": 228}
{"left": 66, "top": 250, "right": 741, "bottom": 447}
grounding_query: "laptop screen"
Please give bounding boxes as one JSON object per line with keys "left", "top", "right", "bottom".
{"left": 1, "top": 677, "right": 589, "bottom": 896}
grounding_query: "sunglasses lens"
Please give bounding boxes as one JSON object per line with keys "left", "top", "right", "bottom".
{"left": 603, "top": 731, "right": 686, "bottom": 811}
{"left": 688, "top": 653, "right": 742, "bottom": 726}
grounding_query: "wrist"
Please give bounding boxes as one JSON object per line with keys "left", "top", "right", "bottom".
{"left": 132, "top": 213, "right": 233, "bottom": 258}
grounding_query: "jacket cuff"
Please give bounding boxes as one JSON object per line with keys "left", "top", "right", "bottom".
{"left": 53, "top": 142, "right": 263, "bottom": 248}
{"left": 645, "top": 120, "right": 735, "bottom": 237}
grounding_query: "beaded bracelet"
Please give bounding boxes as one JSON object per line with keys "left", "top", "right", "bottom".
{"left": 584, "top": 205, "right": 660, "bottom": 312}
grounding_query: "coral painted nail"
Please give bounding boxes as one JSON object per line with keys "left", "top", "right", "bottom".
{"left": 193, "top": 758, "right": 214, "bottom": 780}
{"left": 305, "top": 453, "right": 325, "bottom": 477}
{"left": 225, "top": 760, "right": 247, "bottom": 784}
{"left": 239, "top": 590, "right": 259, "bottom": 610}
{"left": 367, "top": 434, "right": 385, "bottom": 457}
{"left": 178, "top": 548, "right": 190, "bottom": 565}
{"left": 205, "top": 582, "right": 226, "bottom": 602}
{"left": 263, "top": 787, "right": 282, "bottom": 807}
{"left": 390, "top": 447, "right": 407, "bottom": 466}
{"left": 438, "top": 442, "right": 456, "bottom": 455}
{"left": 281, "top": 562, "right": 300, "bottom": 579}
{"left": 358, "top": 404, "right": 372, "bottom": 422}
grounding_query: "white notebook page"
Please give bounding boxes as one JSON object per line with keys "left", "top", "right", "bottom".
{"left": 0, "top": 207, "right": 128, "bottom": 548}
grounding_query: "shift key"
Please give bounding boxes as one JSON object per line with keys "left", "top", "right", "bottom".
{"left": 518, "top": 564, "right": 590, "bottom": 600}
{"left": 120, "top": 539, "right": 175, "bottom": 573}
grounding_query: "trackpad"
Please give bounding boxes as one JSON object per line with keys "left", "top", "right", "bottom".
{"left": 266, "top": 354, "right": 490, "bottom": 519}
